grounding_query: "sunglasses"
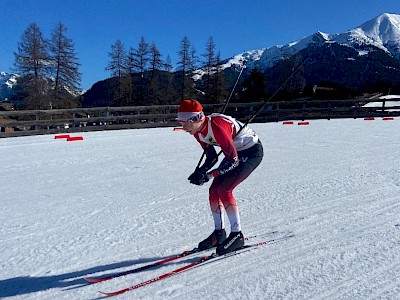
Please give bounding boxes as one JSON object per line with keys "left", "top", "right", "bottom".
{"left": 177, "top": 112, "right": 205, "bottom": 123}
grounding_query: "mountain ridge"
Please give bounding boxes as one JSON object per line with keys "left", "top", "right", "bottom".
{"left": 220, "top": 13, "right": 400, "bottom": 73}
{"left": 3, "top": 13, "right": 400, "bottom": 104}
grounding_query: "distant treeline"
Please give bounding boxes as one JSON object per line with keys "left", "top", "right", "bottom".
{"left": 8, "top": 23, "right": 400, "bottom": 110}
{"left": 8, "top": 22, "right": 233, "bottom": 109}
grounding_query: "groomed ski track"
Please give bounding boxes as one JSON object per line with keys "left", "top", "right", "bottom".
{"left": 1, "top": 118, "right": 400, "bottom": 299}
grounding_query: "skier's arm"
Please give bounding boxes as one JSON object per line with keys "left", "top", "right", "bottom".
{"left": 201, "top": 145, "right": 218, "bottom": 171}
{"left": 188, "top": 139, "right": 218, "bottom": 185}
{"left": 193, "top": 137, "right": 218, "bottom": 171}
{"left": 208, "top": 118, "right": 239, "bottom": 177}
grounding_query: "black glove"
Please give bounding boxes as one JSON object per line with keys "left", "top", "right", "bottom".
{"left": 187, "top": 146, "right": 217, "bottom": 186}
{"left": 188, "top": 169, "right": 211, "bottom": 186}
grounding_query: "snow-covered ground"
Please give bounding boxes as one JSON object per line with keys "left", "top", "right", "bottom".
{"left": 1, "top": 118, "right": 400, "bottom": 300}
{"left": 363, "top": 95, "right": 400, "bottom": 111}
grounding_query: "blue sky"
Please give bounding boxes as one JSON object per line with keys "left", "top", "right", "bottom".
{"left": 1, "top": 0, "right": 399, "bottom": 90}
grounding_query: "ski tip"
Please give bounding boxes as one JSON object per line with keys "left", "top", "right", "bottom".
{"left": 83, "top": 276, "right": 111, "bottom": 283}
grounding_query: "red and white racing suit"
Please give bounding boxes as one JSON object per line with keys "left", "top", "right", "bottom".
{"left": 194, "top": 114, "right": 263, "bottom": 232}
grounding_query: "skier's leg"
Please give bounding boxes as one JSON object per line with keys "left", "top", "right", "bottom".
{"left": 208, "top": 193, "right": 225, "bottom": 230}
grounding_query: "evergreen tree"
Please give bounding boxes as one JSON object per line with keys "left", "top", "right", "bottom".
{"left": 177, "top": 36, "right": 195, "bottom": 100}
{"left": 164, "top": 55, "right": 173, "bottom": 72}
{"left": 190, "top": 46, "right": 199, "bottom": 72}
{"left": 149, "top": 42, "right": 163, "bottom": 80}
{"left": 163, "top": 55, "right": 176, "bottom": 104}
{"left": 148, "top": 43, "right": 164, "bottom": 104}
{"left": 114, "top": 76, "right": 132, "bottom": 106}
{"left": 132, "top": 36, "right": 150, "bottom": 104}
{"left": 13, "top": 23, "right": 51, "bottom": 109}
{"left": 203, "top": 36, "right": 217, "bottom": 102}
{"left": 211, "top": 51, "right": 228, "bottom": 103}
{"left": 240, "top": 68, "right": 266, "bottom": 101}
{"left": 49, "top": 22, "right": 81, "bottom": 108}
{"left": 133, "top": 36, "right": 150, "bottom": 73}
{"left": 106, "top": 40, "right": 126, "bottom": 78}
{"left": 106, "top": 40, "right": 130, "bottom": 106}
{"left": 267, "top": 55, "right": 305, "bottom": 100}
{"left": 125, "top": 47, "right": 136, "bottom": 74}
{"left": 124, "top": 47, "right": 136, "bottom": 105}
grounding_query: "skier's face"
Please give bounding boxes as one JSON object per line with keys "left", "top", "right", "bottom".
{"left": 179, "top": 120, "right": 204, "bottom": 135}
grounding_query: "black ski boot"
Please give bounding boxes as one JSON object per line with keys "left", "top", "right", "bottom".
{"left": 216, "top": 231, "right": 244, "bottom": 255}
{"left": 197, "top": 229, "right": 226, "bottom": 250}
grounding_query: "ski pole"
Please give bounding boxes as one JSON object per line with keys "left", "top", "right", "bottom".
{"left": 204, "top": 56, "right": 309, "bottom": 166}
{"left": 242, "top": 56, "right": 309, "bottom": 128}
{"left": 195, "top": 59, "right": 247, "bottom": 169}
{"left": 221, "top": 59, "right": 247, "bottom": 113}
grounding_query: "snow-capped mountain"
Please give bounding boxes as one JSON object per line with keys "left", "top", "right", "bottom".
{"left": 0, "top": 71, "right": 84, "bottom": 102}
{"left": 0, "top": 72, "right": 19, "bottom": 100}
{"left": 332, "top": 13, "right": 400, "bottom": 58}
{"left": 221, "top": 13, "right": 400, "bottom": 72}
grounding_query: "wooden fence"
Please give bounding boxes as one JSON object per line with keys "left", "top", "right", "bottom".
{"left": 0, "top": 98, "right": 399, "bottom": 138}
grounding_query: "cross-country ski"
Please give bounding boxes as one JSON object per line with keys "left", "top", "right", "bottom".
{"left": 83, "top": 231, "right": 282, "bottom": 283}
{"left": 99, "top": 234, "right": 294, "bottom": 296}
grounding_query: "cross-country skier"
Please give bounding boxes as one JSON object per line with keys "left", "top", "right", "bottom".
{"left": 177, "top": 99, "right": 264, "bottom": 255}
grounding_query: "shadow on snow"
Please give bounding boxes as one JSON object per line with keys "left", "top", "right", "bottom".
{"left": 0, "top": 255, "right": 199, "bottom": 298}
